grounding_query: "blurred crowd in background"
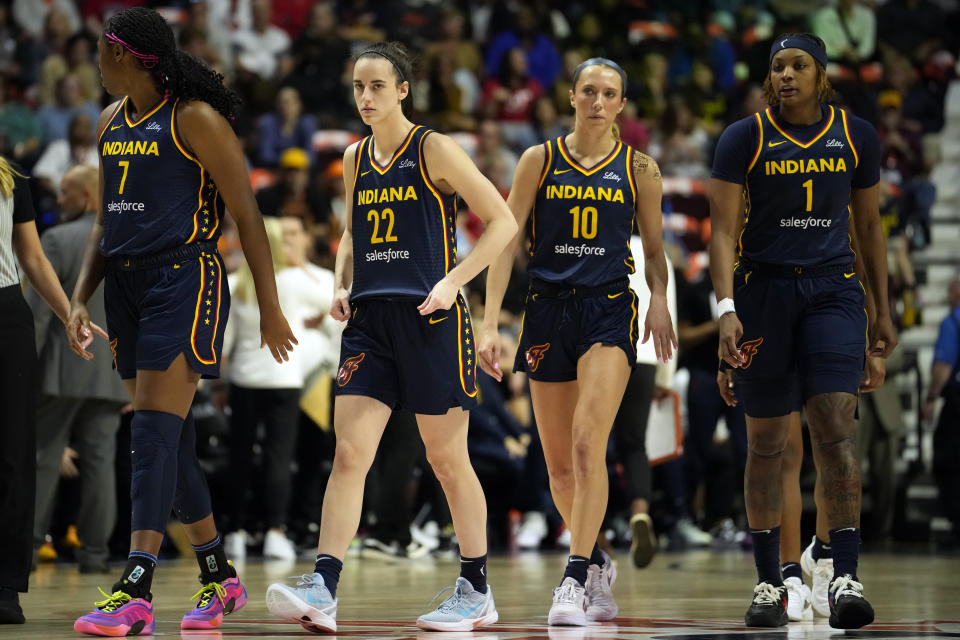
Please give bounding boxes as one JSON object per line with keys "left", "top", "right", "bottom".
{"left": 7, "top": 0, "right": 960, "bottom": 570}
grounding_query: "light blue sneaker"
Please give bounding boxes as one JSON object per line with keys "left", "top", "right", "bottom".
{"left": 265, "top": 573, "right": 337, "bottom": 633}
{"left": 416, "top": 577, "right": 498, "bottom": 631}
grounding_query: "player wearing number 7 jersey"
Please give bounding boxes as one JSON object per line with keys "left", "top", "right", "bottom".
{"left": 264, "top": 42, "right": 516, "bottom": 633}
{"left": 478, "top": 57, "right": 676, "bottom": 627}
{"left": 707, "top": 33, "right": 897, "bottom": 629}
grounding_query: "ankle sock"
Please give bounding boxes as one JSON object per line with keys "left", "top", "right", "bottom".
{"left": 750, "top": 527, "right": 782, "bottom": 587}
{"left": 113, "top": 552, "right": 157, "bottom": 600}
{"left": 459, "top": 554, "right": 488, "bottom": 594}
{"left": 314, "top": 554, "right": 343, "bottom": 598}
{"left": 562, "top": 555, "right": 589, "bottom": 587}
{"left": 193, "top": 535, "right": 234, "bottom": 584}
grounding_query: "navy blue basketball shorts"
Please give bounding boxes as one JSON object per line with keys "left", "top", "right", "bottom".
{"left": 732, "top": 265, "right": 867, "bottom": 418}
{"left": 513, "top": 278, "right": 639, "bottom": 382}
{"left": 104, "top": 243, "right": 229, "bottom": 380}
{"left": 335, "top": 294, "right": 478, "bottom": 415}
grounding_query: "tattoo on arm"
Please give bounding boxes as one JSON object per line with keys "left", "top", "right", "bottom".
{"left": 633, "top": 151, "right": 662, "bottom": 183}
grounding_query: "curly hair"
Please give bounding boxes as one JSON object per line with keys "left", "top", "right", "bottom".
{"left": 105, "top": 7, "right": 240, "bottom": 120}
{"left": 355, "top": 42, "right": 416, "bottom": 118}
{"left": 762, "top": 33, "right": 834, "bottom": 106}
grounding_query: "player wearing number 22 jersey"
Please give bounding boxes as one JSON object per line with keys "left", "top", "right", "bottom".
{"left": 338, "top": 124, "right": 477, "bottom": 413}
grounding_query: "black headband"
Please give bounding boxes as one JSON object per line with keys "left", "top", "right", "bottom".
{"left": 769, "top": 35, "right": 828, "bottom": 69}
{"left": 358, "top": 50, "right": 405, "bottom": 83}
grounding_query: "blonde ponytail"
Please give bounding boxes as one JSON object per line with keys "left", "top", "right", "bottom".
{"left": 232, "top": 216, "right": 288, "bottom": 304}
{"left": 0, "top": 156, "right": 26, "bottom": 198}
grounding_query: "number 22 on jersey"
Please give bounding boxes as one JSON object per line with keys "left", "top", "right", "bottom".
{"left": 368, "top": 207, "right": 399, "bottom": 244}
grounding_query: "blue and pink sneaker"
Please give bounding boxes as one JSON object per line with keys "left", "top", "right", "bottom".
{"left": 74, "top": 588, "right": 154, "bottom": 637}
{"left": 181, "top": 573, "right": 248, "bottom": 629}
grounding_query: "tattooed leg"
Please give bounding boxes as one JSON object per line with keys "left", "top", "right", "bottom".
{"left": 806, "top": 392, "right": 860, "bottom": 529}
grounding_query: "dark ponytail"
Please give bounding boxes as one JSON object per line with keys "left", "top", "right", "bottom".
{"left": 105, "top": 7, "right": 241, "bottom": 120}
{"left": 355, "top": 41, "right": 415, "bottom": 118}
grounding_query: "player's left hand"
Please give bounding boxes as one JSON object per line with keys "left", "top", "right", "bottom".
{"left": 418, "top": 277, "right": 459, "bottom": 316}
{"left": 868, "top": 313, "right": 898, "bottom": 358}
{"left": 860, "top": 356, "right": 886, "bottom": 392}
{"left": 716, "top": 369, "right": 738, "bottom": 407}
{"left": 260, "top": 306, "right": 298, "bottom": 363}
{"left": 643, "top": 294, "right": 677, "bottom": 362}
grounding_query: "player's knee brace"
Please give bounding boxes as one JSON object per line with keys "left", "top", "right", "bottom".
{"left": 130, "top": 410, "right": 183, "bottom": 532}
{"left": 173, "top": 409, "right": 212, "bottom": 524}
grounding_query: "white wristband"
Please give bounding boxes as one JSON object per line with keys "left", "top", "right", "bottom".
{"left": 717, "top": 297, "right": 736, "bottom": 317}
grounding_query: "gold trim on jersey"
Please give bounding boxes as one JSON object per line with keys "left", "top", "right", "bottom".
{"left": 368, "top": 125, "right": 422, "bottom": 175}
{"left": 190, "top": 253, "right": 223, "bottom": 365}
{"left": 629, "top": 287, "right": 639, "bottom": 353}
{"left": 98, "top": 101, "right": 126, "bottom": 143}
{"left": 124, "top": 96, "right": 169, "bottom": 128}
{"left": 169, "top": 100, "right": 213, "bottom": 244}
{"left": 557, "top": 137, "right": 623, "bottom": 176}
{"left": 840, "top": 109, "right": 859, "bottom": 168}
{"left": 416, "top": 129, "right": 452, "bottom": 274}
{"left": 537, "top": 140, "right": 553, "bottom": 189}
{"left": 764, "top": 106, "right": 835, "bottom": 149}
{"left": 625, "top": 145, "right": 638, "bottom": 203}
{"left": 747, "top": 112, "right": 764, "bottom": 172}
{"left": 353, "top": 137, "right": 367, "bottom": 183}
{"left": 456, "top": 295, "right": 478, "bottom": 398}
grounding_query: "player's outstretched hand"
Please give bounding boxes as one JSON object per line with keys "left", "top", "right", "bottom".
{"left": 860, "top": 356, "right": 886, "bottom": 392}
{"left": 418, "top": 277, "right": 459, "bottom": 316}
{"left": 642, "top": 294, "right": 677, "bottom": 362}
{"left": 718, "top": 313, "right": 744, "bottom": 368}
{"left": 717, "top": 369, "right": 738, "bottom": 407}
{"left": 868, "top": 313, "right": 898, "bottom": 358}
{"left": 66, "top": 303, "right": 98, "bottom": 360}
{"left": 260, "top": 306, "right": 298, "bottom": 363}
{"left": 330, "top": 287, "right": 351, "bottom": 322}
{"left": 478, "top": 325, "right": 503, "bottom": 382}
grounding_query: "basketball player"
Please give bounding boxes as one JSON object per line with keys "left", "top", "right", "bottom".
{"left": 66, "top": 8, "right": 296, "bottom": 636}
{"left": 264, "top": 42, "right": 517, "bottom": 633}
{"left": 478, "top": 57, "right": 676, "bottom": 626}
{"left": 708, "top": 33, "right": 896, "bottom": 629}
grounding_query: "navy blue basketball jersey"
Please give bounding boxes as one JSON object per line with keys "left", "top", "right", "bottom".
{"left": 99, "top": 98, "right": 223, "bottom": 257}
{"left": 712, "top": 105, "right": 880, "bottom": 267}
{"left": 350, "top": 125, "right": 457, "bottom": 301}
{"left": 527, "top": 137, "right": 637, "bottom": 286}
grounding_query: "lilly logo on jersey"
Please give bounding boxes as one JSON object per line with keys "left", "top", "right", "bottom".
{"left": 737, "top": 337, "right": 763, "bottom": 369}
{"left": 356, "top": 186, "right": 419, "bottom": 205}
{"left": 525, "top": 343, "right": 550, "bottom": 372}
{"left": 601, "top": 171, "right": 622, "bottom": 182}
{"left": 825, "top": 138, "right": 845, "bottom": 149}
{"left": 398, "top": 158, "right": 417, "bottom": 169}
{"left": 146, "top": 121, "right": 162, "bottom": 132}
{"left": 337, "top": 353, "right": 365, "bottom": 386}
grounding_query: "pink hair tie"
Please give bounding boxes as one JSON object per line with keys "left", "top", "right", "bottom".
{"left": 105, "top": 33, "right": 160, "bottom": 69}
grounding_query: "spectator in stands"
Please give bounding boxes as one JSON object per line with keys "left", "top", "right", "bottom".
{"left": 32, "top": 113, "right": 98, "bottom": 197}
{"left": 181, "top": 0, "right": 231, "bottom": 76}
{"left": 424, "top": 52, "right": 477, "bottom": 133}
{"left": 39, "top": 32, "right": 100, "bottom": 107}
{"left": 256, "top": 86, "right": 317, "bottom": 168}
{"left": 877, "top": 0, "right": 949, "bottom": 63}
{"left": 811, "top": 0, "right": 876, "bottom": 67}
{"left": 28, "top": 165, "right": 126, "bottom": 575}
{"left": 482, "top": 48, "right": 542, "bottom": 152}
{"left": 35, "top": 73, "right": 100, "bottom": 143}
{"left": 282, "top": 1, "right": 350, "bottom": 119}
{"left": 485, "top": 6, "right": 562, "bottom": 91}
{"left": 12, "top": 0, "right": 80, "bottom": 39}
{"left": 421, "top": 8, "right": 483, "bottom": 117}
{"left": 924, "top": 279, "right": 960, "bottom": 545}
{"left": 0, "top": 75, "right": 42, "bottom": 165}
{"left": 472, "top": 119, "right": 518, "bottom": 193}
{"left": 651, "top": 95, "right": 711, "bottom": 181}
{"left": 885, "top": 54, "right": 944, "bottom": 134}
{"left": 232, "top": 0, "right": 290, "bottom": 81}
{"left": 256, "top": 147, "right": 327, "bottom": 225}
{"left": 530, "top": 95, "right": 565, "bottom": 147}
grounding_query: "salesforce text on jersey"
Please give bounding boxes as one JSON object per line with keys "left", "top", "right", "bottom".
{"left": 366, "top": 248, "right": 411, "bottom": 262}
{"left": 554, "top": 243, "right": 607, "bottom": 257}
{"left": 106, "top": 200, "right": 146, "bottom": 213}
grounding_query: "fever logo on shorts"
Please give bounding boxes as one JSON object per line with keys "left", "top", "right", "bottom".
{"left": 337, "top": 353, "right": 365, "bottom": 386}
{"left": 738, "top": 337, "right": 764, "bottom": 369}
{"left": 525, "top": 343, "right": 550, "bottom": 373}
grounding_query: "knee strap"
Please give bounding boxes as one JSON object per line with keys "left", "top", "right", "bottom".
{"left": 173, "top": 409, "right": 213, "bottom": 524}
{"left": 131, "top": 410, "right": 183, "bottom": 532}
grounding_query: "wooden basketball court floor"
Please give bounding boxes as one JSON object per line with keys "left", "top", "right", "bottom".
{"left": 16, "top": 550, "right": 960, "bottom": 639}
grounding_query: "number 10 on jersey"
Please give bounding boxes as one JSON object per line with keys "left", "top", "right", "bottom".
{"left": 569, "top": 205, "right": 598, "bottom": 239}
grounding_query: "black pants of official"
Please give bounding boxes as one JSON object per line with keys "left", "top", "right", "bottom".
{"left": 365, "top": 410, "right": 422, "bottom": 545}
{"left": 933, "top": 397, "right": 960, "bottom": 534}
{"left": 0, "top": 286, "right": 37, "bottom": 592}
{"left": 611, "top": 363, "right": 657, "bottom": 504}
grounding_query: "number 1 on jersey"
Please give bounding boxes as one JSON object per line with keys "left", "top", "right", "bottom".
{"left": 802, "top": 178, "right": 813, "bottom": 212}
{"left": 118, "top": 160, "right": 130, "bottom": 195}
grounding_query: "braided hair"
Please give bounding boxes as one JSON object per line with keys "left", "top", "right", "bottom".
{"left": 105, "top": 7, "right": 240, "bottom": 120}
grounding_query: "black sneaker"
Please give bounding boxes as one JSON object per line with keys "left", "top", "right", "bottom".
{"left": 828, "top": 574, "right": 874, "bottom": 629}
{"left": 0, "top": 588, "right": 24, "bottom": 624}
{"left": 744, "top": 582, "right": 788, "bottom": 627}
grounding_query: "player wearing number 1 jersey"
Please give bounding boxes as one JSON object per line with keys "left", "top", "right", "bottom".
{"left": 708, "top": 33, "right": 897, "bottom": 629}
{"left": 479, "top": 57, "right": 676, "bottom": 626}
{"left": 265, "top": 42, "right": 517, "bottom": 633}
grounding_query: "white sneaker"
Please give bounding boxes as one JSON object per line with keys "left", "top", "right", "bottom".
{"left": 517, "top": 511, "right": 548, "bottom": 550}
{"left": 783, "top": 576, "right": 813, "bottom": 621}
{"left": 548, "top": 577, "right": 586, "bottom": 626}
{"left": 800, "top": 536, "right": 832, "bottom": 617}
{"left": 555, "top": 527, "right": 571, "bottom": 549}
{"left": 266, "top": 572, "right": 337, "bottom": 633}
{"left": 263, "top": 530, "right": 297, "bottom": 561}
{"left": 585, "top": 551, "right": 618, "bottom": 621}
{"left": 416, "top": 577, "right": 498, "bottom": 631}
{"left": 675, "top": 518, "right": 712, "bottom": 547}
{"left": 224, "top": 530, "right": 247, "bottom": 561}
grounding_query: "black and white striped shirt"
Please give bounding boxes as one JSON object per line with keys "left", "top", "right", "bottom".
{"left": 0, "top": 164, "right": 36, "bottom": 288}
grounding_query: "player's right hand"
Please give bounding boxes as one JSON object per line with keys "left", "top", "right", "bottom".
{"left": 260, "top": 306, "right": 298, "bottom": 363}
{"left": 66, "top": 303, "right": 103, "bottom": 360}
{"left": 477, "top": 324, "right": 502, "bottom": 382}
{"left": 716, "top": 369, "right": 738, "bottom": 407}
{"left": 330, "top": 287, "right": 351, "bottom": 322}
{"left": 718, "top": 313, "right": 744, "bottom": 368}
